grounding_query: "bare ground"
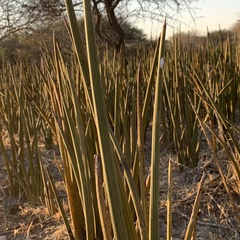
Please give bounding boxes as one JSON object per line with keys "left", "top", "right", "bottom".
{"left": 0, "top": 127, "right": 240, "bottom": 239}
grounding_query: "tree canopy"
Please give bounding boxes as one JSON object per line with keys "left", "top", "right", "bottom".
{"left": 0, "top": 0, "right": 198, "bottom": 48}
{"left": 231, "top": 19, "right": 240, "bottom": 41}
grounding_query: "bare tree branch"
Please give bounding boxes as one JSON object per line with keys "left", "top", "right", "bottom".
{"left": 0, "top": 0, "right": 198, "bottom": 49}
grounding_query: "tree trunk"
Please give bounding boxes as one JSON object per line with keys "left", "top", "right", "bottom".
{"left": 104, "top": 0, "right": 125, "bottom": 50}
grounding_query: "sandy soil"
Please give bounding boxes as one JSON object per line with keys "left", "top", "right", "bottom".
{"left": 0, "top": 127, "right": 240, "bottom": 239}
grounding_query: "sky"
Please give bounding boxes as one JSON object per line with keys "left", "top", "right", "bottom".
{"left": 134, "top": 0, "right": 240, "bottom": 39}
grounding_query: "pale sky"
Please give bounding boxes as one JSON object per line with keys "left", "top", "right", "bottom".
{"left": 134, "top": 0, "right": 240, "bottom": 39}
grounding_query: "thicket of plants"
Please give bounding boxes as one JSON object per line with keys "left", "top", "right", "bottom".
{"left": 1, "top": 0, "right": 240, "bottom": 239}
